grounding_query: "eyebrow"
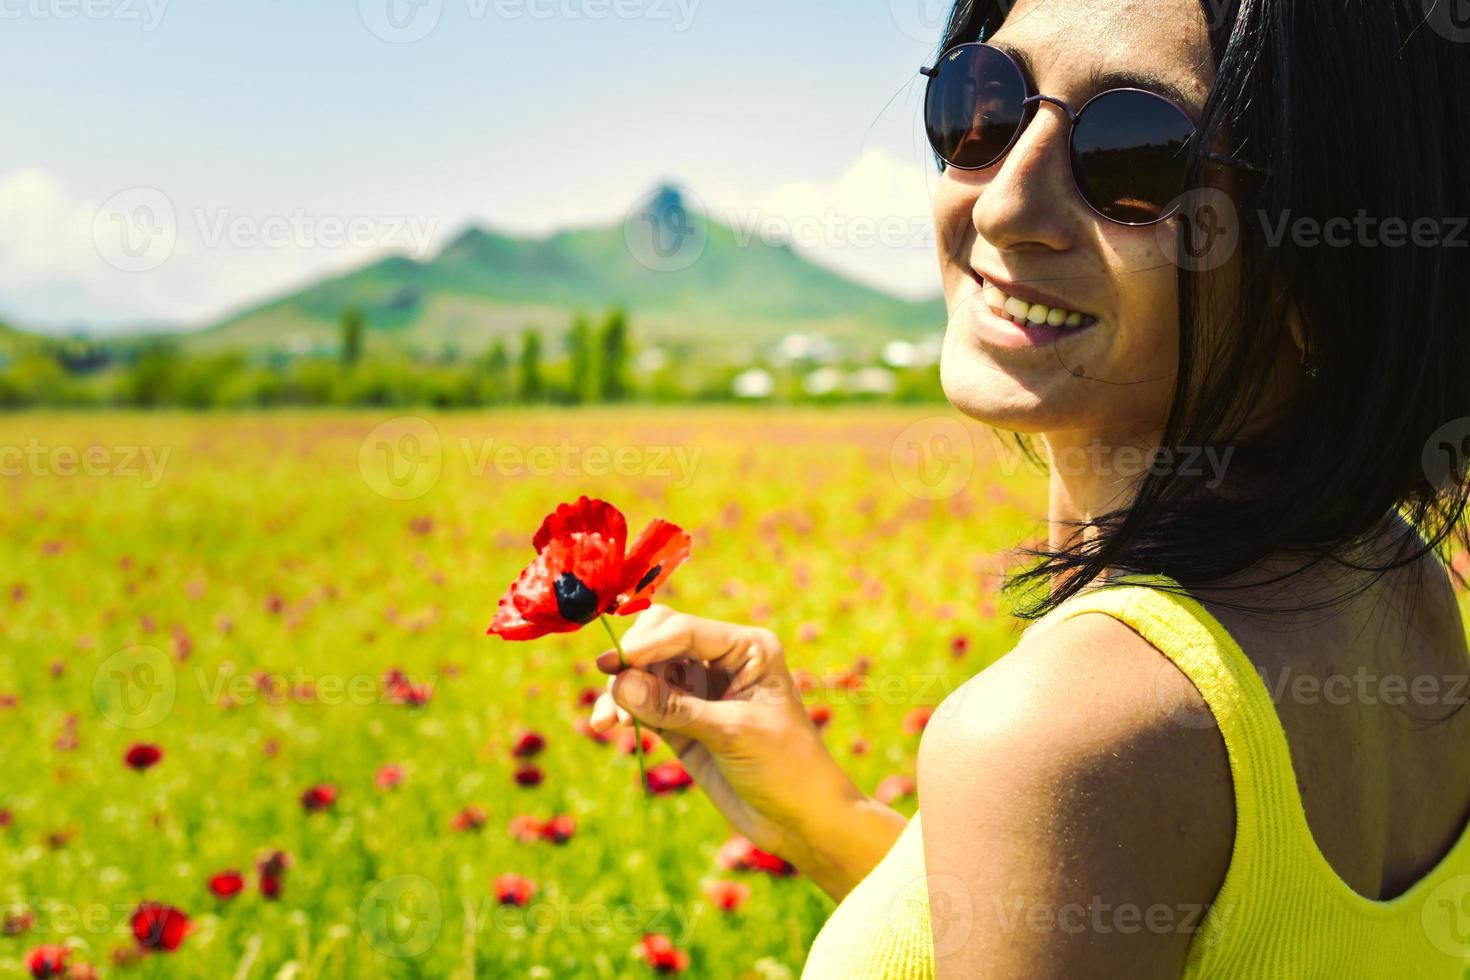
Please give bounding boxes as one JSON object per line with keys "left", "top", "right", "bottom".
{"left": 988, "top": 40, "right": 1203, "bottom": 116}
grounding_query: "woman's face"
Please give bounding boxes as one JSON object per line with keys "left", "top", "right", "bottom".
{"left": 936, "top": 0, "right": 1215, "bottom": 438}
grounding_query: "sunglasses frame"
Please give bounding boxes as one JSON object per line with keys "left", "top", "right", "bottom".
{"left": 921, "top": 42, "right": 1268, "bottom": 227}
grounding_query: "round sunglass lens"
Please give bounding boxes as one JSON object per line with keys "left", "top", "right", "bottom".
{"left": 924, "top": 44, "right": 1028, "bottom": 170}
{"left": 1071, "top": 89, "right": 1196, "bottom": 224}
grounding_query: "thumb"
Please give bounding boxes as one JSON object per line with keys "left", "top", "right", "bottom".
{"left": 611, "top": 669, "right": 727, "bottom": 741}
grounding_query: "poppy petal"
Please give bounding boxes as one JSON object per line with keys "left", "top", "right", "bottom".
{"left": 531, "top": 497, "right": 628, "bottom": 556}
{"left": 614, "top": 520, "right": 691, "bottom": 614}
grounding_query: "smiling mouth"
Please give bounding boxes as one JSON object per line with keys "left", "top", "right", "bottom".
{"left": 977, "top": 276, "right": 1100, "bottom": 331}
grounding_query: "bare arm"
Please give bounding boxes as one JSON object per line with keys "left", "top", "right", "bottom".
{"left": 918, "top": 612, "right": 1235, "bottom": 978}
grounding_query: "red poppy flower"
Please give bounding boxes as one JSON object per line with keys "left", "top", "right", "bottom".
{"left": 300, "top": 783, "right": 337, "bottom": 812}
{"left": 638, "top": 934, "right": 690, "bottom": 974}
{"left": 375, "top": 763, "right": 405, "bottom": 791}
{"left": 494, "top": 873, "right": 536, "bottom": 906}
{"left": 130, "top": 902, "right": 191, "bottom": 952}
{"left": 382, "top": 668, "right": 431, "bottom": 707}
{"left": 451, "top": 806, "right": 488, "bottom": 832}
{"left": 487, "top": 498, "right": 691, "bottom": 641}
{"left": 806, "top": 704, "right": 832, "bottom": 730}
{"left": 507, "top": 814, "right": 544, "bottom": 843}
{"left": 702, "top": 880, "right": 751, "bottom": 913}
{"left": 510, "top": 730, "right": 546, "bottom": 759}
{"left": 875, "top": 774, "right": 916, "bottom": 805}
{"left": 207, "top": 871, "right": 244, "bottom": 900}
{"left": 124, "top": 743, "right": 162, "bottom": 772}
{"left": 617, "top": 726, "right": 659, "bottom": 756}
{"left": 644, "top": 760, "right": 692, "bottom": 795}
{"left": 716, "top": 836, "right": 797, "bottom": 877}
{"left": 24, "top": 944, "right": 70, "bottom": 978}
{"left": 950, "top": 634, "right": 971, "bottom": 657}
{"left": 257, "top": 851, "right": 289, "bottom": 900}
{"left": 902, "top": 707, "right": 933, "bottom": 736}
{"left": 541, "top": 813, "right": 576, "bottom": 844}
{"left": 513, "top": 764, "right": 543, "bottom": 788}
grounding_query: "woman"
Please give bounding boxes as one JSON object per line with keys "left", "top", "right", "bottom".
{"left": 590, "top": 0, "right": 1470, "bottom": 975}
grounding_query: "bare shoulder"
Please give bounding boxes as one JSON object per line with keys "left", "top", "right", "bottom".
{"left": 916, "top": 612, "right": 1234, "bottom": 979}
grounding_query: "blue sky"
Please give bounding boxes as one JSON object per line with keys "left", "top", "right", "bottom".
{"left": 0, "top": 0, "right": 955, "bottom": 332}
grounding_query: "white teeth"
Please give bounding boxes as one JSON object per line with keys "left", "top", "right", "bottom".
{"left": 982, "top": 279, "right": 1095, "bottom": 329}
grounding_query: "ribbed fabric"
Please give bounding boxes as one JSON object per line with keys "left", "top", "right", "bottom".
{"left": 802, "top": 574, "right": 1470, "bottom": 979}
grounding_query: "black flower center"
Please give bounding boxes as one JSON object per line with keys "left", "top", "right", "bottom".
{"left": 554, "top": 572, "right": 601, "bottom": 624}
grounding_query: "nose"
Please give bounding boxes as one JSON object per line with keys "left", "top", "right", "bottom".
{"left": 966, "top": 99, "right": 1081, "bottom": 255}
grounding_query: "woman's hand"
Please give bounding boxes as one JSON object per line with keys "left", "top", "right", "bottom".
{"left": 588, "top": 606, "right": 906, "bottom": 899}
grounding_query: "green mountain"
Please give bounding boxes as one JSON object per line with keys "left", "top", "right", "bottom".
{"left": 191, "top": 186, "right": 945, "bottom": 358}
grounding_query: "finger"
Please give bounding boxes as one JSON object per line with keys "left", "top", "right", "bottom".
{"left": 610, "top": 668, "right": 732, "bottom": 743}
{"left": 589, "top": 693, "right": 619, "bottom": 732}
{"left": 597, "top": 610, "right": 759, "bottom": 673}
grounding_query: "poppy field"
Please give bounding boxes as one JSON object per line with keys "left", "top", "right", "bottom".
{"left": 0, "top": 407, "right": 1248, "bottom": 977}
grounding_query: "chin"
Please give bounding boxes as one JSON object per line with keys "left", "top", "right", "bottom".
{"left": 939, "top": 330, "right": 1077, "bottom": 434}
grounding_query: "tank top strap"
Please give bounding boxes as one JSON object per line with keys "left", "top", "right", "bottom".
{"left": 1021, "top": 573, "right": 1307, "bottom": 892}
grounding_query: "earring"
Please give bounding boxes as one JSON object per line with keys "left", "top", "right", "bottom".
{"left": 1288, "top": 314, "right": 1318, "bottom": 379}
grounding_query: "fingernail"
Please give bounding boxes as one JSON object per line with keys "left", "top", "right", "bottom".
{"left": 619, "top": 672, "right": 649, "bottom": 707}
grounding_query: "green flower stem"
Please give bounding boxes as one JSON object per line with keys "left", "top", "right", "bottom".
{"left": 600, "top": 615, "right": 648, "bottom": 797}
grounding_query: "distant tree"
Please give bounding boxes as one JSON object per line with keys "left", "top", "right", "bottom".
{"left": 482, "top": 340, "right": 511, "bottom": 404}
{"left": 340, "top": 306, "right": 365, "bottom": 366}
{"left": 518, "top": 329, "right": 544, "bottom": 403}
{"left": 566, "top": 314, "right": 591, "bottom": 404}
{"left": 597, "top": 308, "right": 629, "bottom": 402}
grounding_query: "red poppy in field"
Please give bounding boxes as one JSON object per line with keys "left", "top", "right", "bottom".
{"left": 24, "top": 944, "right": 70, "bottom": 978}
{"left": 702, "top": 880, "right": 751, "bottom": 913}
{"left": 382, "top": 668, "right": 431, "bottom": 707}
{"left": 542, "top": 813, "right": 576, "bottom": 844}
{"left": 717, "top": 836, "right": 797, "bottom": 877}
{"left": 807, "top": 704, "right": 832, "bottom": 730}
{"left": 510, "top": 729, "right": 546, "bottom": 758}
{"left": 207, "top": 871, "right": 245, "bottom": 900}
{"left": 950, "top": 634, "right": 971, "bottom": 658}
{"left": 300, "top": 783, "right": 337, "bottom": 812}
{"left": 494, "top": 873, "right": 536, "bottom": 906}
{"left": 130, "top": 902, "right": 191, "bottom": 952}
{"left": 257, "top": 851, "right": 289, "bottom": 899}
{"left": 875, "top": 774, "right": 916, "bottom": 805}
{"left": 375, "top": 763, "right": 405, "bottom": 791}
{"left": 514, "top": 764, "right": 543, "bottom": 788}
{"left": 507, "top": 814, "right": 543, "bottom": 843}
{"left": 451, "top": 805, "right": 488, "bottom": 832}
{"left": 487, "top": 498, "right": 691, "bottom": 640}
{"left": 644, "top": 760, "right": 693, "bottom": 795}
{"left": 617, "top": 726, "right": 659, "bottom": 756}
{"left": 902, "top": 707, "right": 933, "bottom": 736}
{"left": 124, "top": 743, "right": 163, "bottom": 771}
{"left": 638, "top": 933, "right": 690, "bottom": 973}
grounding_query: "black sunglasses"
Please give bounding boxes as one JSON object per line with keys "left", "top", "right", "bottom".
{"left": 921, "top": 43, "right": 1266, "bottom": 226}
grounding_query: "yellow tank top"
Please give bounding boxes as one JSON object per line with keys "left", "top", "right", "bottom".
{"left": 802, "top": 575, "right": 1470, "bottom": 978}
